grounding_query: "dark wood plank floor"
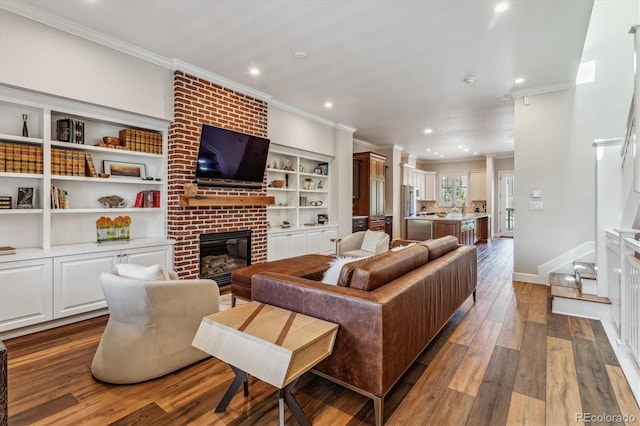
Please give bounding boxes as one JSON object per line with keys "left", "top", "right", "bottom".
{"left": 5, "top": 238, "right": 640, "bottom": 425}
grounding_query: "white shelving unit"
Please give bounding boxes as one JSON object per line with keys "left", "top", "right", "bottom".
{"left": 0, "top": 87, "right": 169, "bottom": 250}
{"left": 0, "top": 86, "right": 174, "bottom": 338}
{"left": 265, "top": 148, "right": 337, "bottom": 260}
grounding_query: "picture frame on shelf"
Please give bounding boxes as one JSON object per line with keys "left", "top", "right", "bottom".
{"left": 17, "top": 187, "right": 34, "bottom": 209}
{"left": 103, "top": 160, "right": 146, "bottom": 179}
{"left": 317, "top": 162, "right": 329, "bottom": 175}
{"left": 317, "top": 213, "right": 328, "bottom": 224}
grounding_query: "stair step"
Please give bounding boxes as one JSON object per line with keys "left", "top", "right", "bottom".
{"left": 573, "top": 261, "right": 597, "bottom": 280}
{"left": 551, "top": 285, "right": 611, "bottom": 304}
{"left": 549, "top": 272, "right": 581, "bottom": 290}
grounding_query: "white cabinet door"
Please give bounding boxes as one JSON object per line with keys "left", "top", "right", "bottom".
{"left": 307, "top": 227, "right": 338, "bottom": 254}
{"left": 268, "top": 234, "right": 289, "bottom": 261}
{"left": 469, "top": 171, "right": 487, "bottom": 201}
{"left": 424, "top": 172, "right": 436, "bottom": 201}
{"left": 0, "top": 258, "right": 53, "bottom": 332}
{"left": 123, "top": 245, "right": 173, "bottom": 268}
{"left": 402, "top": 165, "right": 414, "bottom": 186}
{"left": 290, "top": 232, "right": 307, "bottom": 257}
{"left": 53, "top": 251, "right": 118, "bottom": 319}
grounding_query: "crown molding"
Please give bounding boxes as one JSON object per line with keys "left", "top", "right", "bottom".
{"left": 592, "top": 137, "right": 623, "bottom": 147}
{"left": 353, "top": 138, "right": 378, "bottom": 148}
{"left": 269, "top": 99, "right": 336, "bottom": 128}
{"left": 509, "top": 81, "right": 575, "bottom": 99}
{"left": 336, "top": 123, "right": 357, "bottom": 133}
{"left": 172, "top": 59, "right": 272, "bottom": 102}
{"left": 1, "top": 0, "right": 173, "bottom": 68}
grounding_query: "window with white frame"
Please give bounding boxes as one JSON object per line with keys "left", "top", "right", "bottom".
{"left": 439, "top": 174, "right": 468, "bottom": 207}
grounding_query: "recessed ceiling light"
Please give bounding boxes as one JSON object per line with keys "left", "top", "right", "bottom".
{"left": 474, "top": 152, "right": 479, "bottom": 155}
{"left": 440, "top": 155, "right": 444, "bottom": 158}
{"left": 249, "top": 67, "right": 260, "bottom": 76}
{"left": 464, "top": 149, "right": 469, "bottom": 152}
{"left": 495, "top": 3, "right": 509, "bottom": 13}
{"left": 458, "top": 145, "right": 463, "bottom": 149}
{"left": 293, "top": 51, "right": 307, "bottom": 59}
{"left": 324, "top": 101, "right": 333, "bottom": 109}
{"left": 424, "top": 128, "right": 433, "bottom": 134}
{"left": 434, "top": 152, "right": 438, "bottom": 155}
{"left": 514, "top": 77, "right": 525, "bottom": 84}
{"left": 426, "top": 148, "right": 431, "bottom": 152}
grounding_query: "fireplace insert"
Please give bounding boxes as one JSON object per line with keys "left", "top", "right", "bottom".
{"left": 199, "top": 230, "right": 251, "bottom": 287}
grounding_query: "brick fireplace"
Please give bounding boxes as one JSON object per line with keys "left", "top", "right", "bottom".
{"left": 168, "top": 71, "right": 269, "bottom": 279}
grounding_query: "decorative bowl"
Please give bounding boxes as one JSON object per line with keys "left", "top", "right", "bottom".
{"left": 271, "top": 180, "right": 285, "bottom": 188}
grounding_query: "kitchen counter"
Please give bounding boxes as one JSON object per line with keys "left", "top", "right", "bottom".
{"left": 403, "top": 214, "right": 491, "bottom": 244}
{"left": 405, "top": 213, "right": 489, "bottom": 221}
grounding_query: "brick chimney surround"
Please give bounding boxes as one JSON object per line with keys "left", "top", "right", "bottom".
{"left": 168, "top": 71, "right": 269, "bottom": 279}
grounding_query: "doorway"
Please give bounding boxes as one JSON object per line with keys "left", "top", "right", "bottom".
{"left": 499, "top": 171, "right": 514, "bottom": 237}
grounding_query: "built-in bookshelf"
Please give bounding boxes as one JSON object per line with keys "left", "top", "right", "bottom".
{"left": 0, "top": 86, "right": 170, "bottom": 250}
{"left": 266, "top": 149, "right": 331, "bottom": 230}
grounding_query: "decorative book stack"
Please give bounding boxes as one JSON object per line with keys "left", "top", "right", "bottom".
{"left": 0, "top": 246, "right": 16, "bottom": 256}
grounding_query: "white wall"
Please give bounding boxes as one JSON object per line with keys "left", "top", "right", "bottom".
{"left": 268, "top": 105, "right": 336, "bottom": 157}
{"left": 513, "top": 0, "right": 638, "bottom": 278}
{"left": 0, "top": 10, "right": 172, "bottom": 120}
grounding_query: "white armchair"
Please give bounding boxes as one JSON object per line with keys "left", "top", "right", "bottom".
{"left": 337, "top": 230, "right": 390, "bottom": 258}
{"left": 91, "top": 266, "right": 220, "bottom": 384}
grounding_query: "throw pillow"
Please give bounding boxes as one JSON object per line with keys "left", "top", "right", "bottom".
{"left": 116, "top": 263, "right": 170, "bottom": 281}
{"left": 322, "top": 257, "right": 359, "bottom": 285}
{"left": 361, "top": 230, "right": 386, "bottom": 253}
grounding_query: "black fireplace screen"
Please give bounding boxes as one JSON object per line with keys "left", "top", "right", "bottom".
{"left": 199, "top": 230, "right": 251, "bottom": 287}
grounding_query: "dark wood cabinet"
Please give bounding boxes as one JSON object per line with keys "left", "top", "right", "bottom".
{"left": 352, "top": 217, "right": 368, "bottom": 233}
{"left": 434, "top": 219, "right": 479, "bottom": 245}
{"left": 353, "top": 152, "right": 387, "bottom": 231}
{"left": 385, "top": 215, "right": 393, "bottom": 238}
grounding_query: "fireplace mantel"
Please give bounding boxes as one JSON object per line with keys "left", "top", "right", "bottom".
{"left": 179, "top": 195, "right": 275, "bottom": 207}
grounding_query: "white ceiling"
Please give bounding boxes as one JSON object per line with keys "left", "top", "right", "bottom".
{"left": 15, "top": 0, "right": 593, "bottom": 160}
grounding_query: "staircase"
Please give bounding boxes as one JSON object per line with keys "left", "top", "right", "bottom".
{"left": 550, "top": 261, "right": 611, "bottom": 319}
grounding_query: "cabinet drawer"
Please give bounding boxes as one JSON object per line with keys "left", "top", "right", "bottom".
{"left": 369, "top": 217, "right": 385, "bottom": 231}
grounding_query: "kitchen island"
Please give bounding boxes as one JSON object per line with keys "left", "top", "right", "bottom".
{"left": 404, "top": 213, "right": 490, "bottom": 244}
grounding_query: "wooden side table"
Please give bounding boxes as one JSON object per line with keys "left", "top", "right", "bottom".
{"left": 192, "top": 301, "right": 338, "bottom": 425}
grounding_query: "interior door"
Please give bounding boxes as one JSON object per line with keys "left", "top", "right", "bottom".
{"left": 499, "top": 171, "right": 515, "bottom": 237}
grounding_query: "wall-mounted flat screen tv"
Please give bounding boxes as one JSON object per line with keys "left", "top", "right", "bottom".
{"left": 195, "top": 124, "right": 270, "bottom": 189}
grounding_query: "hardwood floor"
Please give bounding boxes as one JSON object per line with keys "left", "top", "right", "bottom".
{"left": 5, "top": 238, "right": 640, "bottom": 425}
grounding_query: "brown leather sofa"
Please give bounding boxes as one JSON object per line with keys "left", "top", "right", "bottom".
{"left": 246, "top": 236, "right": 477, "bottom": 425}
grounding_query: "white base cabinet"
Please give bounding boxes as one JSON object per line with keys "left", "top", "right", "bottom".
{"left": 267, "top": 231, "right": 307, "bottom": 261}
{"left": 0, "top": 239, "right": 174, "bottom": 337}
{"left": 307, "top": 228, "right": 338, "bottom": 254}
{"left": 267, "top": 226, "right": 338, "bottom": 261}
{"left": 0, "top": 258, "right": 53, "bottom": 332}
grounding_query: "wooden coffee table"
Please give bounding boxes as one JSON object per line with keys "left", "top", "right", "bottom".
{"left": 192, "top": 301, "right": 338, "bottom": 426}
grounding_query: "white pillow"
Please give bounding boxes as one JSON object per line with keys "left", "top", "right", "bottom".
{"left": 116, "top": 263, "right": 170, "bottom": 281}
{"left": 321, "top": 257, "right": 359, "bottom": 285}
{"left": 391, "top": 242, "right": 417, "bottom": 252}
{"left": 361, "top": 230, "right": 386, "bottom": 253}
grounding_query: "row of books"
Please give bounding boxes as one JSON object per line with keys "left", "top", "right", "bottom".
{"left": 97, "top": 128, "right": 163, "bottom": 154}
{"left": 51, "top": 185, "right": 69, "bottom": 209}
{"left": 135, "top": 190, "right": 161, "bottom": 208}
{"left": 0, "top": 142, "right": 44, "bottom": 174}
{"left": 51, "top": 148, "right": 97, "bottom": 177}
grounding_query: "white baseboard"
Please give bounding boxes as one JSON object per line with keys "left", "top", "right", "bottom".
{"left": 512, "top": 272, "right": 548, "bottom": 285}
{"left": 0, "top": 308, "right": 108, "bottom": 340}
